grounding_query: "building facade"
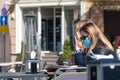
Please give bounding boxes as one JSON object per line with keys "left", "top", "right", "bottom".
{"left": 0, "top": 0, "right": 120, "bottom": 62}
{"left": 0, "top": 0, "right": 84, "bottom": 62}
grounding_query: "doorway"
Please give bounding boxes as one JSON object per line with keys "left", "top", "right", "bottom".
{"left": 41, "top": 18, "right": 54, "bottom": 51}
{"left": 104, "top": 10, "right": 120, "bottom": 42}
{"left": 41, "top": 17, "right": 61, "bottom": 52}
{"left": 41, "top": 7, "right": 61, "bottom": 52}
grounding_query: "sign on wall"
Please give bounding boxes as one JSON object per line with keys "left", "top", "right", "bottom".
{"left": 0, "top": 16, "right": 8, "bottom": 32}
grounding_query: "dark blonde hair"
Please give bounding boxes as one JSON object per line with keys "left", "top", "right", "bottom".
{"left": 77, "top": 20, "right": 114, "bottom": 56}
{"left": 75, "top": 20, "right": 86, "bottom": 50}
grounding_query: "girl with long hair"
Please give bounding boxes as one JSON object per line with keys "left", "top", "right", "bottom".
{"left": 74, "top": 20, "right": 114, "bottom": 66}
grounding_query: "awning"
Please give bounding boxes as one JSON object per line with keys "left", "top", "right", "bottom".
{"left": 17, "top": 0, "right": 81, "bottom": 7}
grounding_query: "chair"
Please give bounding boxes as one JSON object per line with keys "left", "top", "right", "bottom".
{"left": 54, "top": 72, "right": 87, "bottom": 80}
{"left": 52, "top": 66, "right": 87, "bottom": 80}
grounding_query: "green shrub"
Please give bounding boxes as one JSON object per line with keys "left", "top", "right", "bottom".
{"left": 19, "top": 41, "right": 26, "bottom": 61}
{"left": 62, "top": 39, "right": 72, "bottom": 60}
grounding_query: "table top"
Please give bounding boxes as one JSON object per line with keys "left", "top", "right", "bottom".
{"left": 0, "top": 72, "right": 47, "bottom": 78}
{"left": 46, "top": 65, "right": 87, "bottom": 77}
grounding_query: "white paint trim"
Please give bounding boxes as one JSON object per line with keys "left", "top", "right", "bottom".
{"left": 37, "top": 7, "right": 42, "bottom": 53}
{"left": 53, "top": 8, "right": 56, "bottom": 51}
{"left": 80, "top": 1, "right": 85, "bottom": 20}
{"left": 15, "top": 5, "right": 22, "bottom": 53}
{"left": 61, "top": 6, "right": 64, "bottom": 51}
{"left": 59, "top": 1, "right": 78, "bottom": 6}
{"left": 16, "top": 1, "right": 79, "bottom": 8}
{"left": 17, "top": 2, "right": 58, "bottom": 7}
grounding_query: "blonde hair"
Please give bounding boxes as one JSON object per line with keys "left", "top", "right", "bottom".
{"left": 78, "top": 20, "right": 114, "bottom": 56}
{"left": 75, "top": 20, "right": 86, "bottom": 50}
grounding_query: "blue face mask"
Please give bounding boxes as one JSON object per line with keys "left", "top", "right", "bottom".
{"left": 82, "top": 37, "right": 91, "bottom": 48}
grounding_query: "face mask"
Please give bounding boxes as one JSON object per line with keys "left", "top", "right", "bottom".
{"left": 82, "top": 37, "right": 91, "bottom": 48}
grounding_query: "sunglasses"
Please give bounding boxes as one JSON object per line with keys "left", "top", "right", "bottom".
{"left": 80, "top": 36, "right": 88, "bottom": 40}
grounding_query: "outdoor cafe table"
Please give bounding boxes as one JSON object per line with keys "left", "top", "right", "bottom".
{"left": 0, "top": 72, "right": 48, "bottom": 80}
{"left": 46, "top": 65, "right": 87, "bottom": 80}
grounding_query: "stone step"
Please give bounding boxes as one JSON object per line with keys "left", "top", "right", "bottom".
{"left": 45, "top": 62, "right": 58, "bottom": 68}
{"left": 46, "top": 61, "right": 57, "bottom": 65}
{"left": 41, "top": 51, "right": 60, "bottom": 67}
{"left": 42, "top": 52, "right": 58, "bottom": 57}
{"left": 42, "top": 57, "right": 59, "bottom": 61}
{"left": 43, "top": 54, "right": 58, "bottom": 58}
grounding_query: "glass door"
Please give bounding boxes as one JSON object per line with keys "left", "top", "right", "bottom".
{"left": 48, "top": 19, "right": 54, "bottom": 51}
{"left": 55, "top": 17, "right": 61, "bottom": 52}
{"left": 41, "top": 20, "right": 47, "bottom": 51}
{"left": 41, "top": 7, "right": 61, "bottom": 52}
{"left": 41, "top": 18, "right": 53, "bottom": 51}
{"left": 55, "top": 8, "right": 61, "bottom": 52}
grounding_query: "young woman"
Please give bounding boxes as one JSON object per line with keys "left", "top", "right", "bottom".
{"left": 74, "top": 20, "right": 86, "bottom": 66}
{"left": 74, "top": 20, "right": 114, "bottom": 66}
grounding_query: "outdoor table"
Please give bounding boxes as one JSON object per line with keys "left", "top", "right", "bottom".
{"left": 0, "top": 72, "right": 48, "bottom": 80}
{"left": 46, "top": 65, "right": 87, "bottom": 80}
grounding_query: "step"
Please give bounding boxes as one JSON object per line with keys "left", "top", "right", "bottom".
{"left": 40, "top": 51, "right": 60, "bottom": 67}
{"left": 43, "top": 55, "right": 59, "bottom": 57}
{"left": 42, "top": 58, "right": 58, "bottom": 61}
{"left": 45, "top": 62, "right": 58, "bottom": 67}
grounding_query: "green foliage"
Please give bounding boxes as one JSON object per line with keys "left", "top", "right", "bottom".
{"left": 106, "top": 34, "right": 111, "bottom": 42}
{"left": 19, "top": 41, "right": 26, "bottom": 61}
{"left": 62, "top": 39, "right": 72, "bottom": 60}
{"left": 112, "top": 35, "right": 118, "bottom": 50}
{"left": 105, "top": 34, "right": 116, "bottom": 50}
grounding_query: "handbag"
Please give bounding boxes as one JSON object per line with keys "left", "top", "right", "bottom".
{"left": 92, "top": 45, "right": 110, "bottom": 55}
{"left": 89, "top": 45, "right": 114, "bottom": 60}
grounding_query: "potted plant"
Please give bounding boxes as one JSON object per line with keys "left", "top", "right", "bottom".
{"left": 62, "top": 39, "right": 72, "bottom": 66}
